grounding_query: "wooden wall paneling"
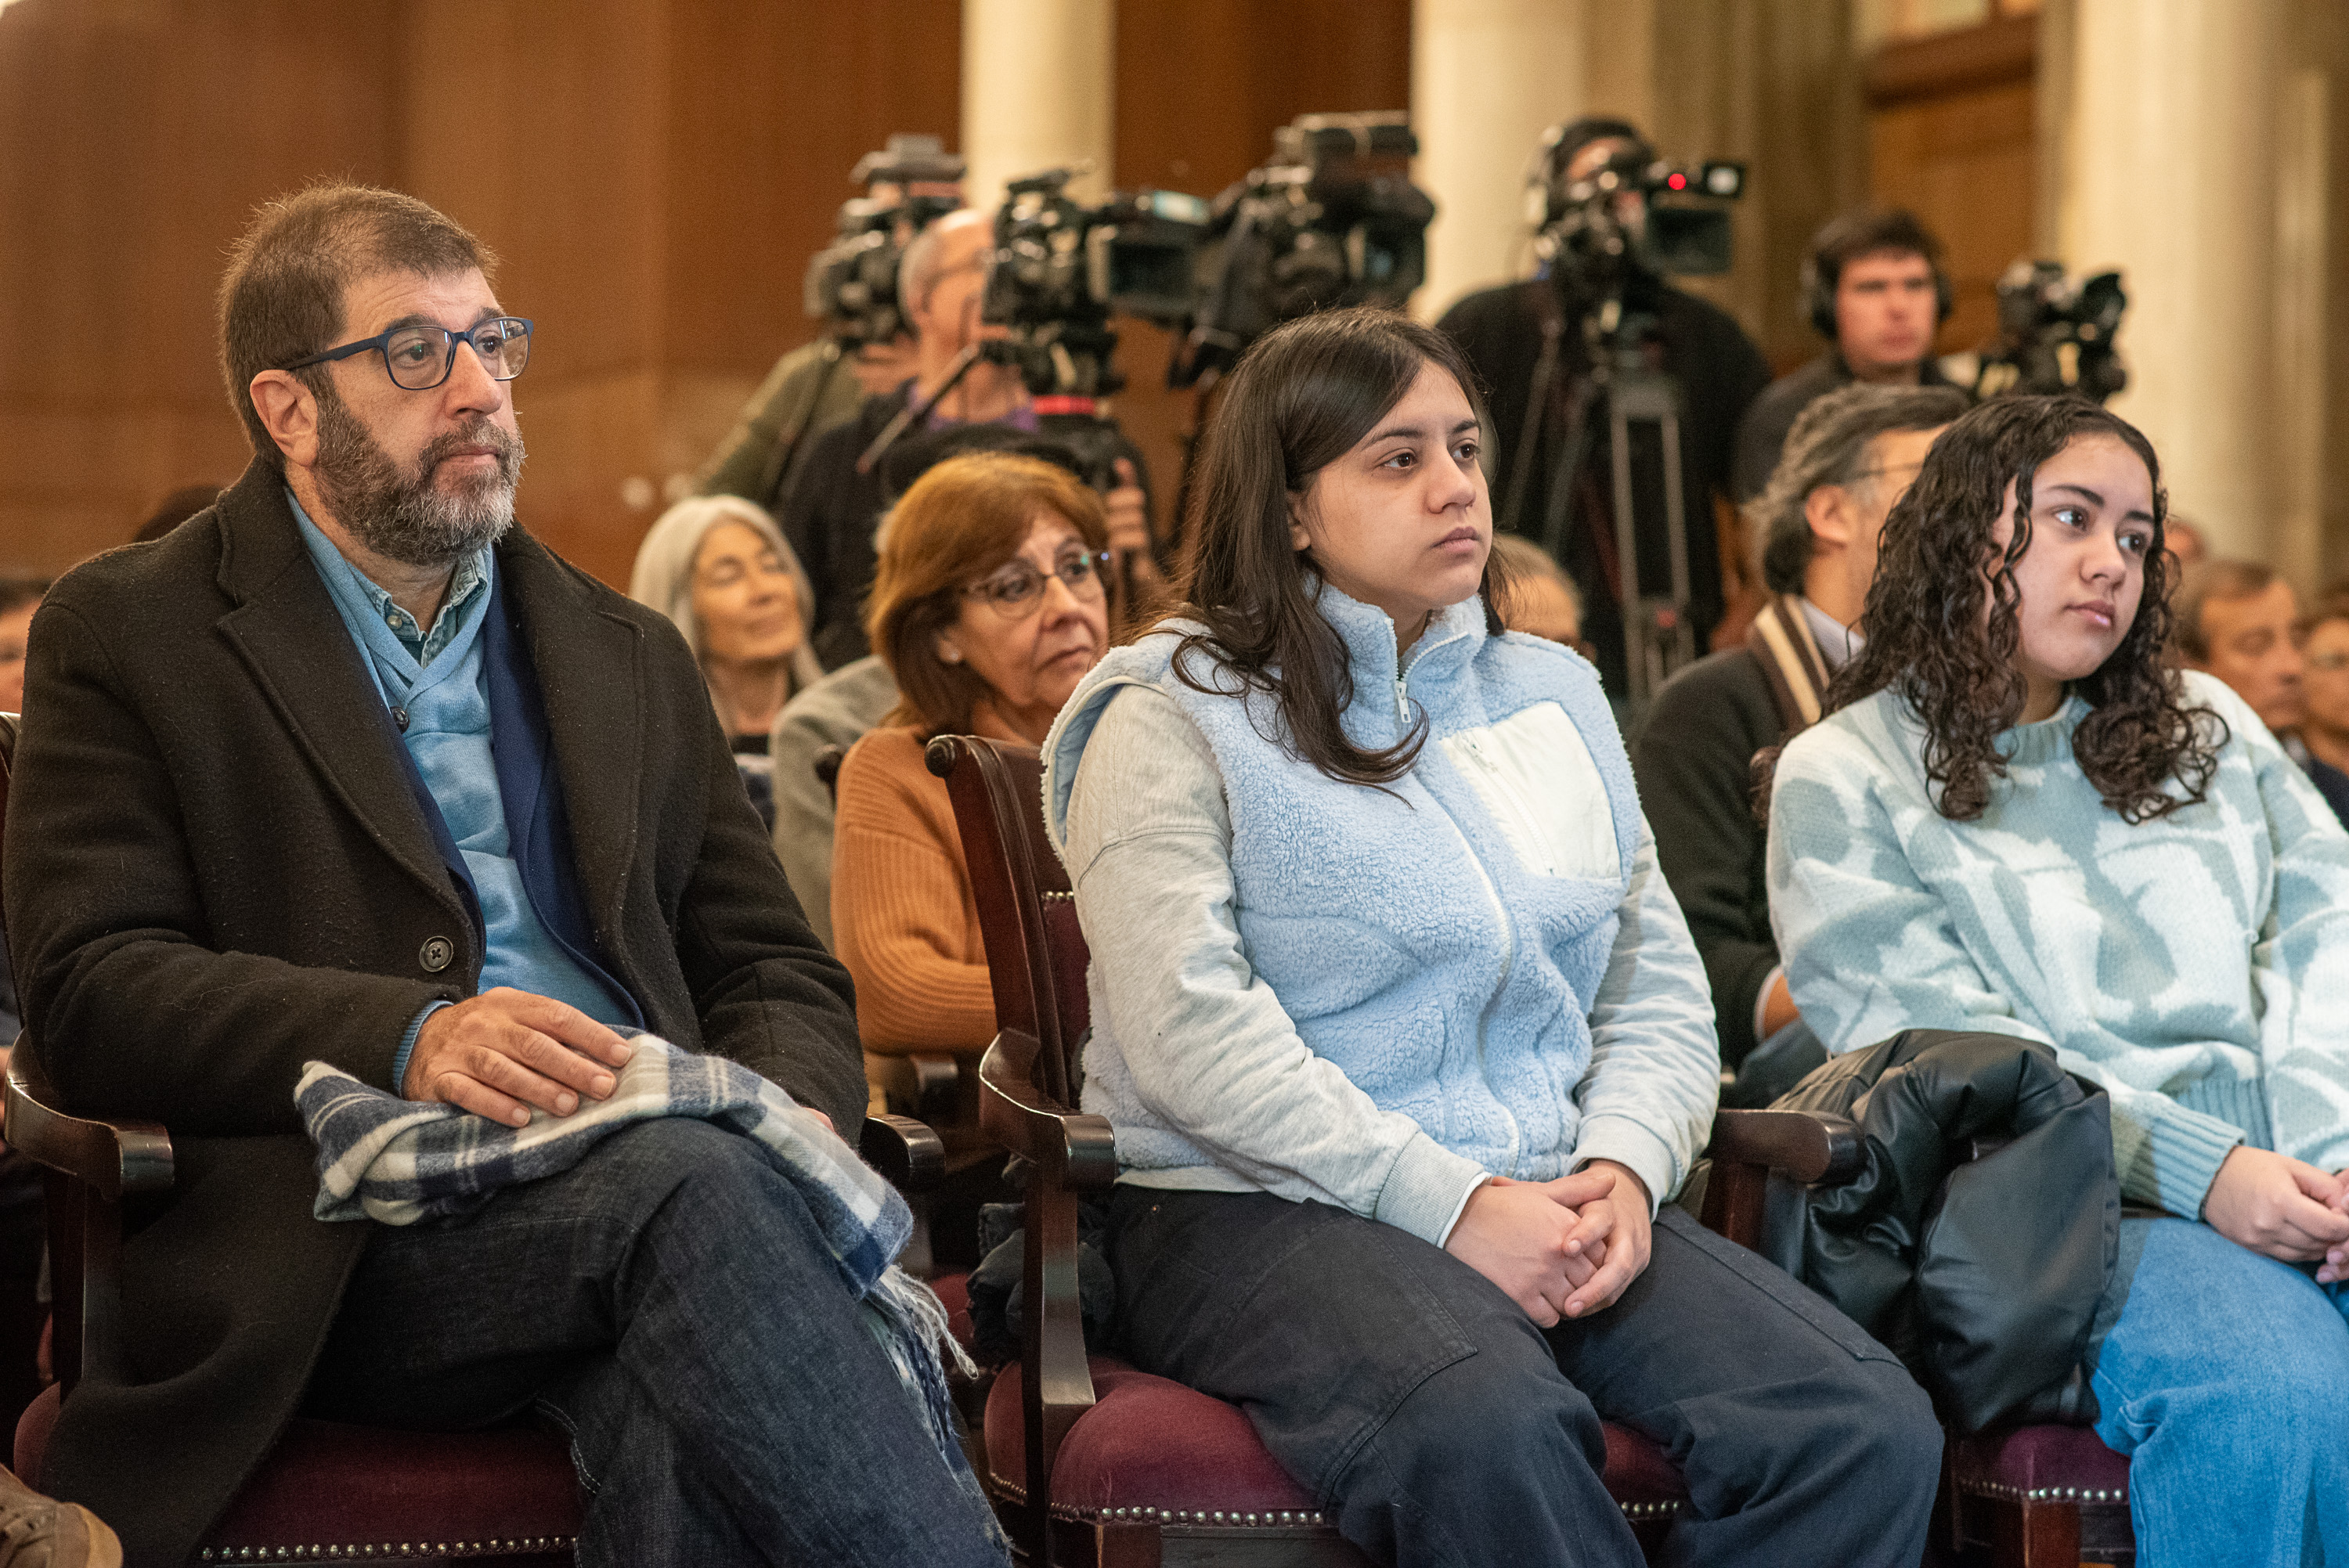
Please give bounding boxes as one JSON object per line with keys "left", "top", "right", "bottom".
{"left": 400, "top": 0, "right": 672, "bottom": 587}
{"left": 1869, "top": 78, "right": 2036, "bottom": 357}
{"left": 1110, "top": 0, "right": 1412, "bottom": 556}
{"left": 1866, "top": 14, "right": 2037, "bottom": 359}
{"left": 0, "top": 0, "right": 402, "bottom": 574}
{"left": 653, "top": 0, "right": 962, "bottom": 583}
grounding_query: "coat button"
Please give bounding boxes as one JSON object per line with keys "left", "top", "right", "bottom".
{"left": 419, "top": 936, "right": 455, "bottom": 973}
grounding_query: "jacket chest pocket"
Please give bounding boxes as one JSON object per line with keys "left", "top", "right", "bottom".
{"left": 1440, "top": 704, "right": 1622, "bottom": 883}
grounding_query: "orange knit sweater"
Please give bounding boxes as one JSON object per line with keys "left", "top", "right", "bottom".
{"left": 831, "top": 725, "right": 999, "bottom": 1054}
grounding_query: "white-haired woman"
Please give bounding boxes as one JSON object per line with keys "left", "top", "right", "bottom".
{"left": 630, "top": 495, "right": 824, "bottom": 828}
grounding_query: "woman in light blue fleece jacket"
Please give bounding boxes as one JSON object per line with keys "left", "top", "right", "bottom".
{"left": 1041, "top": 307, "right": 1940, "bottom": 1568}
{"left": 1768, "top": 395, "right": 2349, "bottom": 1566}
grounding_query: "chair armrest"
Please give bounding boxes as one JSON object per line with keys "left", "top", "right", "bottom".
{"left": 977, "top": 1029, "right": 1115, "bottom": 1191}
{"left": 1698, "top": 1108, "right": 1862, "bottom": 1251}
{"left": 859, "top": 1112, "right": 947, "bottom": 1194}
{"left": 870, "top": 1052, "right": 965, "bottom": 1124}
{"left": 2, "top": 1037, "right": 173, "bottom": 1201}
{"left": 1707, "top": 1108, "right": 1864, "bottom": 1186}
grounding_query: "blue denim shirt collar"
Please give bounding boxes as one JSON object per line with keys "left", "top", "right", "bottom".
{"left": 287, "top": 486, "right": 492, "bottom": 672}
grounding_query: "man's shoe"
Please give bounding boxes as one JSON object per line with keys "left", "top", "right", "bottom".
{"left": 0, "top": 1465, "right": 119, "bottom": 1568}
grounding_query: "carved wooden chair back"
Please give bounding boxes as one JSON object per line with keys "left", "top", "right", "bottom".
{"left": 923, "top": 734, "right": 1088, "bottom": 1104}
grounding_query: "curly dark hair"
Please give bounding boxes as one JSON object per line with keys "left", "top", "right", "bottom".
{"left": 1824, "top": 394, "right": 2221, "bottom": 823}
{"left": 1170, "top": 305, "right": 1510, "bottom": 787}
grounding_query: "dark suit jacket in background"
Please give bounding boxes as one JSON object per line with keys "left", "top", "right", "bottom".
{"left": 1, "top": 460, "right": 866, "bottom": 1566}
{"left": 1629, "top": 644, "right": 1785, "bottom": 1068}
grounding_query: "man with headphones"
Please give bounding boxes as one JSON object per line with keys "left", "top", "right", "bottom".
{"left": 1730, "top": 208, "right": 1961, "bottom": 501}
{"left": 1439, "top": 117, "right": 1771, "bottom": 699}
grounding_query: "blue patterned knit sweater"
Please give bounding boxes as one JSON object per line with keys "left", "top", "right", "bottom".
{"left": 1768, "top": 670, "right": 2349, "bottom": 1214}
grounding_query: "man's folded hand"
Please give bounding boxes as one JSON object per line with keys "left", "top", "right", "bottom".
{"left": 403, "top": 988, "right": 636, "bottom": 1126}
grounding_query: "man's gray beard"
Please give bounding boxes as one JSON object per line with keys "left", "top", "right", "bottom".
{"left": 312, "top": 386, "right": 525, "bottom": 570}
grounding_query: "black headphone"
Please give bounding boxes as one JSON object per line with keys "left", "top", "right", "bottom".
{"left": 1528, "top": 117, "right": 1654, "bottom": 229}
{"left": 1799, "top": 209, "right": 1954, "bottom": 340}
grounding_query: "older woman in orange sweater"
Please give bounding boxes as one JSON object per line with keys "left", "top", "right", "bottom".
{"left": 832, "top": 452, "right": 1113, "bottom": 1071}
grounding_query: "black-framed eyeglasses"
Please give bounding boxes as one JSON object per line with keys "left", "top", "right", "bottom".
{"left": 285, "top": 316, "right": 534, "bottom": 391}
{"left": 964, "top": 550, "right": 1112, "bottom": 618}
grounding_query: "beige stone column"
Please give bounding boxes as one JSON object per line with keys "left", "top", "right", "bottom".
{"left": 961, "top": 0, "right": 1114, "bottom": 210}
{"left": 2059, "top": 0, "right": 2287, "bottom": 560}
{"left": 1411, "top": 0, "right": 1593, "bottom": 319}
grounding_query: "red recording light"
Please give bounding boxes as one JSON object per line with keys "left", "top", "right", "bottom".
{"left": 1667, "top": 173, "right": 1687, "bottom": 190}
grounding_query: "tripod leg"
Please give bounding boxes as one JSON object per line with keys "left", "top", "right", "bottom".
{"left": 1608, "top": 396, "right": 1647, "bottom": 704}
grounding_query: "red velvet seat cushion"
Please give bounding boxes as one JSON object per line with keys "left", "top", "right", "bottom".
{"left": 986, "top": 1355, "right": 1687, "bottom": 1518}
{"left": 1951, "top": 1422, "right": 2131, "bottom": 1501}
{"left": 17, "top": 1384, "right": 580, "bottom": 1554}
{"left": 202, "top": 1418, "right": 581, "bottom": 1550}
{"left": 929, "top": 1271, "right": 974, "bottom": 1354}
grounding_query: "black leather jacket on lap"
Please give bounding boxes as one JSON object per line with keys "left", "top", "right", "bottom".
{"left": 1756, "top": 1029, "right": 2120, "bottom": 1433}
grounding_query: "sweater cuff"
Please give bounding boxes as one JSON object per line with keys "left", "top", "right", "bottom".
{"left": 1571, "top": 1116, "right": 1678, "bottom": 1217}
{"left": 392, "top": 1000, "right": 454, "bottom": 1097}
{"left": 2127, "top": 1100, "right": 2246, "bottom": 1216}
{"left": 1373, "top": 1131, "right": 1492, "bottom": 1247}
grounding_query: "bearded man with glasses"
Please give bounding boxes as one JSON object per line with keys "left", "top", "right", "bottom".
{"left": 2, "top": 182, "right": 1009, "bottom": 1567}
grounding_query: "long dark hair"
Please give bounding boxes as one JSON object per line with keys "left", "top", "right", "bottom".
{"left": 1170, "top": 306, "right": 1510, "bottom": 785}
{"left": 1825, "top": 394, "right": 2221, "bottom": 823}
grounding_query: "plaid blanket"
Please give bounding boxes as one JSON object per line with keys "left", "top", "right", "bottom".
{"left": 295, "top": 1038, "right": 974, "bottom": 1466}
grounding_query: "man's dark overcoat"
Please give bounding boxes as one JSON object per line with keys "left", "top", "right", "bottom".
{"left": 0, "top": 460, "right": 868, "bottom": 1566}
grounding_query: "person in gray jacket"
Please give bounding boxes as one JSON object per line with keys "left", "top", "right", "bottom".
{"left": 1040, "top": 307, "right": 1940, "bottom": 1568}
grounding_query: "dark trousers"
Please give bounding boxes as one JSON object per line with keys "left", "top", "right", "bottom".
{"left": 1109, "top": 1187, "right": 1940, "bottom": 1568}
{"left": 304, "top": 1117, "right": 1008, "bottom": 1568}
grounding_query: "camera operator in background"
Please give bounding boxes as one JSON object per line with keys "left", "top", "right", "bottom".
{"left": 1440, "top": 117, "right": 1770, "bottom": 700}
{"left": 1732, "top": 209, "right": 1961, "bottom": 501}
{"left": 697, "top": 136, "right": 963, "bottom": 510}
{"left": 779, "top": 207, "right": 1153, "bottom": 670}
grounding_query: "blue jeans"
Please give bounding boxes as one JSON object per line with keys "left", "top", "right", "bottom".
{"left": 1109, "top": 1187, "right": 1942, "bottom": 1568}
{"left": 303, "top": 1117, "right": 1008, "bottom": 1567}
{"left": 2089, "top": 1217, "right": 2349, "bottom": 1568}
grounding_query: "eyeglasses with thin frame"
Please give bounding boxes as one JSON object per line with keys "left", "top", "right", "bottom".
{"left": 963, "top": 550, "right": 1113, "bottom": 618}
{"left": 285, "top": 316, "right": 535, "bottom": 392}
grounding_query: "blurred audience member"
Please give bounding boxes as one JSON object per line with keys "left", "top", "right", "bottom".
{"left": 1438, "top": 116, "right": 1770, "bottom": 694}
{"left": 2293, "top": 594, "right": 2349, "bottom": 827}
{"left": 1734, "top": 210, "right": 1958, "bottom": 500}
{"left": 1, "top": 577, "right": 43, "bottom": 1047}
{"left": 2175, "top": 560, "right": 2305, "bottom": 735}
{"left": 132, "top": 483, "right": 226, "bottom": 543}
{"left": 0, "top": 578, "right": 45, "bottom": 718}
{"left": 1489, "top": 534, "right": 1584, "bottom": 651}
{"left": 628, "top": 496, "right": 823, "bottom": 831}
{"left": 2164, "top": 514, "right": 2208, "bottom": 569}
{"left": 1633, "top": 383, "right": 1965, "bottom": 1105}
{"left": 832, "top": 454, "right": 1111, "bottom": 1064}
{"left": 770, "top": 654, "right": 900, "bottom": 951}
{"left": 0, "top": 582, "right": 45, "bottom": 1442}
{"left": 781, "top": 210, "right": 1150, "bottom": 669}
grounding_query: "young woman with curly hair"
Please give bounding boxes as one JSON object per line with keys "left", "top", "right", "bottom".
{"left": 1766, "top": 395, "right": 2349, "bottom": 1565}
{"left": 1040, "top": 306, "right": 1942, "bottom": 1567}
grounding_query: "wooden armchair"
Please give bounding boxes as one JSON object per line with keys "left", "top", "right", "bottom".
{"left": 925, "top": 732, "right": 1886, "bottom": 1568}
{"left": 0, "top": 710, "right": 943, "bottom": 1564}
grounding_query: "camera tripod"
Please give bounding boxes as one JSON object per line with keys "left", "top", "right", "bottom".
{"left": 1503, "top": 290, "right": 1698, "bottom": 709}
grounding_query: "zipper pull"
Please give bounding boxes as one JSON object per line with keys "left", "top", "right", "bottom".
{"left": 1394, "top": 673, "right": 1409, "bottom": 726}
